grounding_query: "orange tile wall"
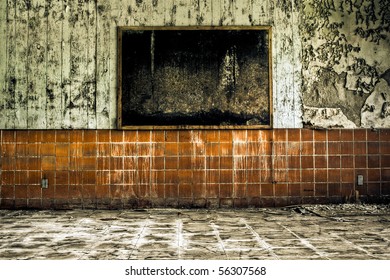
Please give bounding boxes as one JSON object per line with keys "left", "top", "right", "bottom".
{"left": 0, "top": 129, "right": 389, "bottom": 209}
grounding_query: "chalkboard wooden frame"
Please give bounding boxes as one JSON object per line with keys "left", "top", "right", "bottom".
{"left": 117, "top": 26, "right": 272, "bottom": 129}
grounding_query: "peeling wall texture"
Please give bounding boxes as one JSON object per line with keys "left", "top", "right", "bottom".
{"left": 0, "top": 0, "right": 389, "bottom": 129}
{"left": 301, "top": 0, "right": 390, "bottom": 128}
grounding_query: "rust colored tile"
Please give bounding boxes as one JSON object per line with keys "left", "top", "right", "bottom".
{"left": 1, "top": 157, "right": 15, "bottom": 170}
{"left": 382, "top": 155, "right": 390, "bottom": 167}
{"left": 328, "top": 142, "right": 340, "bottom": 155}
{"left": 259, "top": 130, "right": 272, "bottom": 141}
{"left": 151, "top": 131, "right": 165, "bottom": 143}
{"left": 315, "top": 169, "right": 327, "bottom": 182}
{"left": 84, "top": 130, "right": 97, "bottom": 142}
{"left": 367, "top": 130, "right": 379, "bottom": 141}
{"left": 380, "top": 129, "right": 390, "bottom": 141}
{"left": 28, "top": 185, "right": 42, "bottom": 198}
{"left": 328, "top": 156, "right": 340, "bottom": 168}
{"left": 220, "top": 142, "right": 232, "bottom": 156}
{"left": 261, "top": 169, "right": 272, "bottom": 183}
{"left": 273, "top": 169, "right": 287, "bottom": 182}
{"left": 152, "top": 143, "right": 165, "bottom": 156}
{"left": 354, "top": 129, "right": 367, "bottom": 141}
{"left": 15, "top": 171, "right": 29, "bottom": 185}
{"left": 179, "top": 142, "right": 192, "bottom": 155}
{"left": 382, "top": 169, "right": 390, "bottom": 181}
{"left": 28, "top": 144, "right": 39, "bottom": 156}
{"left": 314, "top": 143, "right": 326, "bottom": 154}
{"left": 380, "top": 142, "right": 390, "bottom": 154}
{"left": 179, "top": 184, "right": 192, "bottom": 198}
{"left": 288, "top": 156, "right": 300, "bottom": 169}
{"left": 178, "top": 130, "right": 191, "bottom": 142}
{"left": 212, "top": 130, "right": 226, "bottom": 143}
{"left": 247, "top": 142, "right": 259, "bottom": 155}
{"left": 41, "top": 143, "right": 55, "bottom": 156}
{"left": 15, "top": 185, "right": 27, "bottom": 198}
{"left": 233, "top": 142, "right": 247, "bottom": 156}
{"left": 138, "top": 157, "right": 150, "bottom": 170}
{"left": 274, "top": 156, "right": 287, "bottom": 169}
{"left": 28, "top": 171, "right": 41, "bottom": 185}
{"left": 55, "top": 131, "right": 69, "bottom": 143}
{"left": 69, "top": 130, "right": 83, "bottom": 142}
{"left": 110, "top": 157, "right": 123, "bottom": 170}
{"left": 42, "top": 130, "right": 56, "bottom": 142}
{"left": 97, "top": 130, "right": 110, "bottom": 142}
{"left": 110, "top": 143, "right": 124, "bottom": 157}
{"left": 165, "top": 157, "right": 177, "bottom": 169}
{"left": 69, "top": 143, "right": 82, "bottom": 157}
{"left": 367, "top": 183, "right": 380, "bottom": 195}
{"left": 206, "top": 143, "right": 220, "bottom": 156}
{"left": 314, "top": 130, "right": 327, "bottom": 141}
{"left": 193, "top": 170, "right": 206, "bottom": 184}
{"left": 123, "top": 131, "right": 136, "bottom": 142}
{"left": 205, "top": 130, "right": 219, "bottom": 143}
{"left": 16, "top": 131, "right": 29, "bottom": 143}
{"left": 259, "top": 142, "right": 272, "bottom": 155}
{"left": 287, "top": 169, "right": 300, "bottom": 182}
{"left": 124, "top": 170, "right": 137, "bottom": 185}
{"left": 232, "top": 130, "right": 247, "bottom": 143}
{"left": 301, "top": 156, "right": 313, "bottom": 169}
{"left": 165, "top": 131, "right": 178, "bottom": 142}
{"left": 80, "top": 157, "right": 96, "bottom": 170}
{"left": 193, "top": 183, "right": 206, "bottom": 198}
{"left": 55, "top": 144, "right": 69, "bottom": 157}
{"left": 246, "top": 156, "right": 260, "bottom": 170}
{"left": 42, "top": 184, "right": 55, "bottom": 199}
{"left": 367, "top": 169, "right": 380, "bottom": 182}
{"left": 97, "top": 171, "right": 110, "bottom": 185}
{"left": 273, "top": 129, "right": 286, "bottom": 141}
{"left": 28, "top": 131, "right": 42, "bottom": 143}
{"left": 69, "top": 171, "right": 82, "bottom": 185}
{"left": 220, "top": 170, "right": 233, "bottom": 183}
{"left": 138, "top": 131, "right": 151, "bottom": 142}
{"left": 28, "top": 158, "right": 41, "bottom": 170}
{"left": 83, "top": 171, "right": 96, "bottom": 185}
{"left": 301, "top": 142, "right": 313, "bottom": 155}
{"left": 273, "top": 142, "right": 286, "bottom": 155}
{"left": 2, "top": 130, "right": 15, "bottom": 142}
{"left": 97, "top": 143, "right": 110, "bottom": 157}
{"left": 110, "top": 185, "right": 122, "bottom": 199}
{"left": 1, "top": 185, "right": 14, "bottom": 198}
{"left": 288, "top": 129, "right": 300, "bottom": 142}
{"left": 165, "top": 143, "right": 178, "bottom": 156}
{"left": 341, "top": 130, "right": 353, "bottom": 142}
{"left": 15, "top": 158, "right": 29, "bottom": 170}
{"left": 301, "top": 170, "right": 314, "bottom": 182}
{"left": 261, "top": 184, "right": 274, "bottom": 196}
{"left": 83, "top": 143, "right": 97, "bottom": 156}
{"left": 288, "top": 183, "right": 301, "bottom": 196}
{"left": 341, "top": 169, "right": 354, "bottom": 182}
{"left": 328, "top": 169, "right": 341, "bottom": 182}
{"left": 247, "top": 130, "right": 259, "bottom": 142}
{"left": 206, "top": 184, "right": 218, "bottom": 198}
{"left": 110, "top": 171, "right": 124, "bottom": 185}
{"left": 2, "top": 143, "right": 16, "bottom": 157}
{"left": 261, "top": 155, "right": 272, "bottom": 168}
{"left": 315, "top": 183, "right": 328, "bottom": 196}
{"left": 207, "top": 169, "right": 220, "bottom": 184}
{"left": 247, "top": 184, "right": 260, "bottom": 197}
{"left": 152, "top": 157, "right": 164, "bottom": 169}
{"left": 1, "top": 171, "right": 15, "bottom": 185}
{"left": 54, "top": 185, "right": 69, "bottom": 199}
{"left": 368, "top": 155, "right": 380, "bottom": 168}
{"left": 314, "top": 156, "right": 328, "bottom": 168}
{"left": 56, "top": 171, "right": 69, "bottom": 184}
{"left": 341, "top": 183, "right": 354, "bottom": 197}
{"left": 150, "top": 184, "right": 164, "bottom": 198}
{"left": 354, "top": 142, "right": 367, "bottom": 154}
{"left": 355, "top": 156, "right": 367, "bottom": 168}
{"left": 340, "top": 142, "right": 353, "bottom": 155}
{"left": 165, "top": 170, "right": 179, "bottom": 184}
{"left": 328, "top": 129, "right": 340, "bottom": 141}
{"left": 82, "top": 185, "right": 96, "bottom": 199}
{"left": 179, "top": 157, "right": 192, "bottom": 169}
{"left": 124, "top": 143, "right": 137, "bottom": 155}
{"left": 301, "top": 129, "right": 313, "bottom": 141}
{"left": 233, "top": 184, "right": 246, "bottom": 197}
{"left": 42, "top": 156, "right": 56, "bottom": 171}
{"left": 287, "top": 142, "right": 300, "bottom": 156}
{"left": 275, "top": 184, "right": 288, "bottom": 196}
{"left": 97, "top": 157, "right": 110, "bottom": 170}
{"left": 111, "top": 130, "right": 123, "bottom": 142}
{"left": 166, "top": 184, "right": 178, "bottom": 198}
{"left": 16, "top": 144, "right": 29, "bottom": 157}
{"left": 178, "top": 170, "right": 192, "bottom": 183}
{"left": 153, "top": 170, "right": 165, "bottom": 184}
{"left": 341, "top": 156, "right": 353, "bottom": 168}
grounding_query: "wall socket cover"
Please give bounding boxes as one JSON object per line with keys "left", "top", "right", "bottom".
{"left": 357, "top": 175, "right": 364, "bottom": 186}
{"left": 41, "top": 178, "right": 48, "bottom": 189}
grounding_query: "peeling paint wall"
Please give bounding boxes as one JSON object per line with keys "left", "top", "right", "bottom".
{"left": 0, "top": 0, "right": 388, "bottom": 129}
{"left": 0, "top": 0, "right": 302, "bottom": 129}
{"left": 301, "top": 0, "right": 390, "bottom": 128}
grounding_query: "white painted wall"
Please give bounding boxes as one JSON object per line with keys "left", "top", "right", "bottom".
{"left": 0, "top": 0, "right": 302, "bottom": 129}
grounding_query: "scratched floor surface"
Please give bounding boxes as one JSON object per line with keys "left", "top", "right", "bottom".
{"left": 0, "top": 204, "right": 389, "bottom": 260}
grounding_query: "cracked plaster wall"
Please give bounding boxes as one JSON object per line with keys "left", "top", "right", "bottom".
{"left": 301, "top": 0, "right": 390, "bottom": 128}
{"left": 0, "top": 0, "right": 388, "bottom": 129}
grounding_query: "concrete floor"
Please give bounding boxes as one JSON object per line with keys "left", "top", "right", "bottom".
{"left": 0, "top": 204, "right": 389, "bottom": 260}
